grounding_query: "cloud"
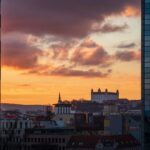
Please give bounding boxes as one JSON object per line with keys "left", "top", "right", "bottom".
{"left": 1, "top": 33, "right": 112, "bottom": 78}
{"left": 71, "top": 39, "right": 112, "bottom": 67}
{"left": 1, "top": 31, "right": 140, "bottom": 78}
{"left": 80, "top": 39, "right": 98, "bottom": 48}
{"left": 115, "top": 50, "right": 141, "bottom": 61}
{"left": 18, "top": 84, "right": 31, "bottom": 87}
{"left": 2, "top": 0, "right": 140, "bottom": 38}
{"left": 122, "top": 6, "right": 140, "bottom": 17}
{"left": 93, "top": 23, "right": 128, "bottom": 33}
{"left": 117, "top": 42, "right": 136, "bottom": 48}
{"left": 50, "top": 41, "right": 76, "bottom": 60}
{"left": 71, "top": 39, "right": 140, "bottom": 67}
{"left": 1, "top": 35, "right": 43, "bottom": 69}
{"left": 27, "top": 65, "right": 112, "bottom": 78}
{"left": 50, "top": 67, "right": 112, "bottom": 78}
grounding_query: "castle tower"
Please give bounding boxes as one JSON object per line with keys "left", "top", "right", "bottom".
{"left": 105, "top": 89, "right": 108, "bottom": 93}
{"left": 98, "top": 88, "right": 101, "bottom": 92}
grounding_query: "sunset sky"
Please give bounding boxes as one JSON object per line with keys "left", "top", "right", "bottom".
{"left": 1, "top": 0, "right": 141, "bottom": 105}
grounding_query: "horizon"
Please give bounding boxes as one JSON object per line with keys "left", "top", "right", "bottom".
{"left": 1, "top": 92, "right": 141, "bottom": 106}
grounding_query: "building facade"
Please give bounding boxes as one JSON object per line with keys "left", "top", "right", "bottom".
{"left": 91, "top": 89, "right": 119, "bottom": 103}
{"left": 104, "top": 114, "right": 123, "bottom": 135}
{"left": 142, "top": 0, "right": 150, "bottom": 149}
{"left": 0, "top": 127, "right": 74, "bottom": 150}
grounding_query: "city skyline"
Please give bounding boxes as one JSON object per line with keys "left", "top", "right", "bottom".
{"left": 1, "top": 0, "right": 141, "bottom": 104}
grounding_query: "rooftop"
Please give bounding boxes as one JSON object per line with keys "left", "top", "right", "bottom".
{"left": 67, "top": 135, "right": 140, "bottom": 149}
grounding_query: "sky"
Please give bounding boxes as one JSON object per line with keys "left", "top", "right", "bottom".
{"left": 1, "top": 0, "right": 141, "bottom": 105}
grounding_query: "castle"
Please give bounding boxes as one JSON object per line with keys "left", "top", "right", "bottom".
{"left": 91, "top": 88, "right": 119, "bottom": 103}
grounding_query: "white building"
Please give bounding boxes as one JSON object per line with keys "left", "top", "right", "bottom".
{"left": 54, "top": 93, "right": 71, "bottom": 115}
{"left": 91, "top": 88, "right": 119, "bottom": 103}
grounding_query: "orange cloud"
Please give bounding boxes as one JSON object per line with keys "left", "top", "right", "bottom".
{"left": 123, "top": 6, "right": 140, "bottom": 17}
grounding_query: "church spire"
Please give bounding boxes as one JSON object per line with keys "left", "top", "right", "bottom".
{"left": 58, "top": 92, "right": 62, "bottom": 103}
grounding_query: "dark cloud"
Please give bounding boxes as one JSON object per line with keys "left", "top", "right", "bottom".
{"left": 1, "top": 38, "right": 43, "bottom": 69}
{"left": 2, "top": 0, "right": 140, "bottom": 38}
{"left": 50, "top": 67, "right": 111, "bottom": 78}
{"left": 27, "top": 65, "right": 111, "bottom": 78}
{"left": 115, "top": 50, "right": 141, "bottom": 61}
{"left": 96, "top": 23, "right": 128, "bottom": 33}
{"left": 117, "top": 42, "right": 136, "bottom": 48}
{"left": 71, "top": 39, "right": 112, "bottom": 67}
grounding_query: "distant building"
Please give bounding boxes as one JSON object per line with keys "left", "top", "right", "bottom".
{"left": 33, "top": 120, "right": 65, "bottom": 129}
{"left": 125, "top": 115, "right": 142, "bottom": 144}
{"left": 0, "top": 127, "right": 74, "bottom": 150}
{"left": 103, "top": 103, "right": 118, "bottom": 115}
{"left": 53, "top": 93, "right": 73, "bottom": 126}
{"left": 91, "top": 89, "right": 119, "bottom": 103}
{"left": 104, "top": 114, "right": 123, "bottom": 135}
{"left": 71, "top": 100, "right": 103, "bottom": 114}
{"left": 74, "top": 113, "right": 104, "bottom": 131}
{"left": 0, "top": 117, "right": 33, "bottom": 149}
{"left": 54, "top": 93, "right": 72, "bottom": 115}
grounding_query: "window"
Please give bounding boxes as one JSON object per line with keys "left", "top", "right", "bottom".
{"left": 52, "top": 138, "right": 54, "bottom": 143}
{"left": 18, "top": 130, "right": 20, "bottom": 134}
{"left": 20, "top": 122, "right": 22, "bottom": 129}
{"left": 62, "top": 146, "right": 65, "bottom": 150}
{"left": 25, "top": 122, "right": 28, "bottom": 128}
{"left": 55, "top": 138, "right": 58, "bottom": 143}
{"left": 62, "top": 138, "right": 65, "bottom": 143}
{"left": 59, "top": 138, "right": 61, "bottom": 143}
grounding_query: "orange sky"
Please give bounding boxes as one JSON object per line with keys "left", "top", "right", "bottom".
{"left": 1, "top": 0, "right": 141, "bottom": 105}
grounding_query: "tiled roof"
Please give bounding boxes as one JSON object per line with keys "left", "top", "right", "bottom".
{"left": 67, "top": 135, "right": 140, "bottom": 148}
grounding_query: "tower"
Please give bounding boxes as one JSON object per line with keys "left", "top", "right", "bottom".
{"left": 116, "top": 90, "right": 119, "bottom": 97}
{"left": 98, "top": 88, "right": 101, "bottom": 92}
{"left": 58, "top": 92, "right": 62, "bottom": 103}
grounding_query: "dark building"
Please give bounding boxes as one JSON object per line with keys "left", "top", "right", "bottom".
{"left": 126, "top": 115, "right": 142, "bottom": 144}
{"left": 104, "top": 114, "right": 123, "bottom": 135}
{"left": 74, "top": 113, "right": 104, "bottom": 131}
{"left": 142, "top": 0, "right": 150, "bottom": 149}
{"left": 0, "top": 128, "right": 75, "bottom": 150}
{"left": 71, "top": 100, "right": 103, "bottom": 114}
{"left": 74, "top": 113, "right": 87, "bottom": 128}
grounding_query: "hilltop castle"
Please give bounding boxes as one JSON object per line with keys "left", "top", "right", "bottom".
{"left": 91, "top": 88, "right": 119, "bottom": 103}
